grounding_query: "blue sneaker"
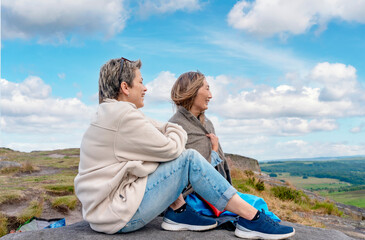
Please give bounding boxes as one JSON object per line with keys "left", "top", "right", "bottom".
{"left": 161, "top": 204, "right": 218, "bottom": 231}
{"left": 235, "top": 210, "right": 295, "bottom": 239}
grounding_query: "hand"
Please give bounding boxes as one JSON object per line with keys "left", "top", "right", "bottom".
{"left": 206, "top": 133, "right": 219, "bottom": 152}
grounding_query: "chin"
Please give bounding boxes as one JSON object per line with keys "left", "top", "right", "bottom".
{"left": 138, "top": 102, "right": 144, "bottom": 108}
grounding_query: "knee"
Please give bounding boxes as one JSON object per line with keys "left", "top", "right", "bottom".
{"left": 186, "top": 149, "right": 202, "bottom": 161}
{"left": 173, "top": 149, "right": 200, "bottom": 166}
{"left": 185, "top": 149, "right": 207, "bottom": 169}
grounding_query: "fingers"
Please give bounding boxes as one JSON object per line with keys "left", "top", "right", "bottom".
{"left": 206, "top": 133, "right": 218, "bottom": 141}
{"left": 206, "top": 133, "right": 217, "bottom": 138}
{"left": 206, "top": 133, "right": 219, "bottom": 151}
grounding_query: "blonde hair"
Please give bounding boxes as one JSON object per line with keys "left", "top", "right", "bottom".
{"left": 171, "top": 71, "right": 206, "bottom": 124}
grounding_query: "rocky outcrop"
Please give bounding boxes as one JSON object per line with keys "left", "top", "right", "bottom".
{"left": 0, "top": 217, "right": 354, "bottom": 240}
{"left": 0, "top": 161, "right": 21, "bottom": 170}
{"left": 225, "top": 153, "right": 261, "bottom": 172}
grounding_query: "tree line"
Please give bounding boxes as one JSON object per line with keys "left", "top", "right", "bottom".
{"left": 261, "top": 160, "right": 365, "bottom": 186}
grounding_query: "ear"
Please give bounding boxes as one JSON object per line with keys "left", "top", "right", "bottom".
{"left": 120, "top": 82, "right": 130, "bottom": 96}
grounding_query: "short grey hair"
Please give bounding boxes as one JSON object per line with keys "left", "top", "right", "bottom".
{"left": 98, "top": 58, "right": 142, "bottom": 103}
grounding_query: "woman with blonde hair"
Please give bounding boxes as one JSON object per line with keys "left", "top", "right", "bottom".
{"left": 170, "top": 71, "right": 231, "bottom": 184}
{"left": 169, "top": 71, "right": 294, "bottom": 238}
{"left": 75, "top": 59, "right": 295, "bottom": 239}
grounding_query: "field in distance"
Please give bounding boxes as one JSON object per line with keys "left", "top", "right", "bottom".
{"left": 261, "top": 159, "right": 365, "bottom": 209}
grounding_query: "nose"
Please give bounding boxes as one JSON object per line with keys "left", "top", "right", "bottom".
{"left": 208, "top": 90, "right": 212, "bottom": 99}
{"left": 143, "top": 84, "right": 147, "bottom": 92}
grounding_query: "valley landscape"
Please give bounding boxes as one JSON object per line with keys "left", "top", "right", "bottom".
{"left": 260, "top": 157, "right": 365, "bottom": 209}
{"left": 0, "top": 148, "right": 364, "bottom": 239}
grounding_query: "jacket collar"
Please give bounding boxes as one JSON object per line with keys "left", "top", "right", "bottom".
{"left": 103, "top": 98, "right": 137, "bottom": 108}
{"left": 177, "top": 106, "right": 209, "bottom": 134}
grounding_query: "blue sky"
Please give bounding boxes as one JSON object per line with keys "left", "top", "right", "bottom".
{"left": 1, "top": 0, "right": 365, "bottom": 160}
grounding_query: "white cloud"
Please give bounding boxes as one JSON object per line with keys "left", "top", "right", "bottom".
{"left": 144, "top": 62, "right": 365, "bottom": 123}
{"left": 4, "top": 142, "right": 76, "bottom": 153}
{"left": 270, "top": 140, "right": 365, "bottom": 160}
{"left": 58, "top": 73, "right": 66, "bottom": 80}
{"left": 145, "top": 71, "right": 177, "bottom": 103}
{"left": 76, "top": 91, "right": 83, "bottom": 99}
{"left": 227, "top": 0, "right": 365, "bottom": 37}
{"left": 1, "top": 76, "right": 52, "bottom": 99}
{"left": 206, "top": 31, "right": 310, "bottom": 72}
{"left": 350, "top": 122, "right": 365, "bottom": 133}
{"left": 89, "top": 92, "right": 99, "bottom": 103}
{"left": 207, "top": 75, "right": 254, "bottom": 103}
{"left": 221, "top": 136, "right": 365, "bottom": 160}
{"left": 309, "top": 62, "right": 358, "bottom": 101}
{"left": 210, "top": 62, "right": 365, "bottom": 119}
{"left": 142, "top": 62, "right": 365, "bottom": 160}
{"left": 219, "top": 135, "right": 270, "bottom": 158}
{"left": 2, "top": 0, "right": 128, "bottom": 42}
{"left": 212, "top": 117, "right": 338, "bottom": 137}
{"left": 350, "top": 126, "right": 362, "bottom": 133}
{"left": 0, "top": 77, "right": 96, "bottom": 134}
{"left": 138, "top": 0, "right": 202, "bottom": 17}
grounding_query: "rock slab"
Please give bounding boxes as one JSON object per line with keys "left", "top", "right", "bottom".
{"left": 225, "top": 153, "right": 261, "bottom": 172}
{"left": 0, "top": 217, "right": 354, "bottom": 240}
{"left": 0, "top": 161, "right": 21, "bottom": 169}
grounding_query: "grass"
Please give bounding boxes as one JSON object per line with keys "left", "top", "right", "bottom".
{"left": 318, "top": 189, "right": 365, "bottom": 208}
{"left": 232, "top": 179, "right": 251, "bottom": 193}
{"left": 231, "top": 168, "right": 265, "bottom": 192}
{"left": 0, "top": 214, "right": 7, "bottom": 237}
{"left": 264, "top": 171, "right": 365, "bottom": 209}
{"left": 0, "top": 148, "right": 80, "bottom": 170}
{"left": 274, "top": 173, "right": 365, "bottom": 209}
{"left": 271, "top": 186, "right": 308, "bottom": 203}
{"left": 312, "top": 201, "right": 342, "bottom": 215}
{"left": 17, "top": 200, "right": 44, "bottom": 224}
{"left": 0, "top": 167, "right": 22, "bottom": 174}
{"left": 22, "top": 161, "right": 35, "bottom": 172}
{"left": 0, "top": 148, "right": 359, "bottom": 236}
{"left": 270, "top": 185, "right": 342, "bottom": 216}
{"left": 275, "top": 173, "right": 350, "bottom": 190}
{"left": 0, "top": 192, "right": 23, "bottom": 205}
{"left": 0, "top": 148, "right": 15, "bottom": 154}
{"left": 230, "top": 166, "right": 345, "bottom": 228}
{"left": 44, "top": 184, "right": 74, "bottom": 195}
{"left": 0, "top": 161, "right": 38, "bottom": 175}
{"left": 0, "top": 148, "right": 81, "bottom": 237}
{"left": 51, "top": 195, "right": 78, "bottom": 211}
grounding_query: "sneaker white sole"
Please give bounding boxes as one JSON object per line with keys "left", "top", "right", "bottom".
{"left": 235, "top": 227, "right": 295, "bottom": 239}
{"left": 161, "top": 218, "right": 218, "bottom": 231}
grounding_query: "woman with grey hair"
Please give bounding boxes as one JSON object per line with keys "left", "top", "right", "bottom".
{"left": 74, "top": 58, "right": 295, "bottom": 239}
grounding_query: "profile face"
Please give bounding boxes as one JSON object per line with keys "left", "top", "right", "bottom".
{"left": 191, "top": 78, "right": 212, "bottom": 113}
{"left": 128, "top": 69, "right": 147, "bottom": 108}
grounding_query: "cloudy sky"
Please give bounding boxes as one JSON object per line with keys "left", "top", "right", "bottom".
{"left": 1, "top": 0, "right": 365, "bottom": 160}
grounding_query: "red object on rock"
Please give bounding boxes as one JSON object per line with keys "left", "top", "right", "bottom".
{"left": 198, "top": 195, "right": 224, "bottom": 217}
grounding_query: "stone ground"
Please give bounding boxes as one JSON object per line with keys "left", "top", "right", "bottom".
{"left": 0, "top": 217, "right": 355, "bottom": 240}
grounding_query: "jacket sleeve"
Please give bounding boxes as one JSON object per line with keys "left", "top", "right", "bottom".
{"left": 210, "top": 150, "right": 223, "bottom": 167}
{"left": 114, "top": 108, "right": 187, "bottom": 162}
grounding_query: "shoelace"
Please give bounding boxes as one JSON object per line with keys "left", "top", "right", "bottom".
{"left": 261, "top": 209, "right": 279, "bottom": 226}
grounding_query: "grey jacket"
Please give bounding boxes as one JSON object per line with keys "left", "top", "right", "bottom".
{"left": 169, "top": 106, "right": 232, "bottom": 184}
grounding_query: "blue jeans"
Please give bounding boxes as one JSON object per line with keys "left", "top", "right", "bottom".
{"left": 119, "top": 149, "right": 237, "bottom": 233}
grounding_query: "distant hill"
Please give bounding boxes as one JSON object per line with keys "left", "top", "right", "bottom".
{"left": 261, "top": 159, "right": 365, "bottom": 186}
{"left": 261, "top": 155, "right": 365, "bottom": 163}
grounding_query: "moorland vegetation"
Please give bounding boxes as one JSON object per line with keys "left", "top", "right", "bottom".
{"left": 0, "top": 148, "right": 358, "bottom": 237}
{"left": 261, "top": 160, "right": 365, "bottom": 208}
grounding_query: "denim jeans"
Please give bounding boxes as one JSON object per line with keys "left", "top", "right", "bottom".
{"left": 119, "top": 149, "right": 237, "bottom": 233}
